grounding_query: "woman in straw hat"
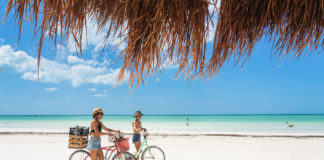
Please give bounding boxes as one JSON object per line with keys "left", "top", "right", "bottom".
{"left": 88, "top": 107, "right": 120, "bottom": 160}
{"left": 132, "top": 110, "right": 146, "bottom": 159}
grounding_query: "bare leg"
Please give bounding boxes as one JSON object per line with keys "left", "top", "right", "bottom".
{"left": 97, "top": 148, "right": 104, "bottom": 160}
{"left": 134, "top": 141, "right": 141, "bottom": 160}
{"left": 90, "top": 150, "right": 97, "bottom": 160}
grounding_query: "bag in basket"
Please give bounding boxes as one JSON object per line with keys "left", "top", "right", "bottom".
{"left": 117, "top": 138, "right": 130, "bottom": 152}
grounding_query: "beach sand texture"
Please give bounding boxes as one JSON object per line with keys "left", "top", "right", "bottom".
{"left": 0, "top": 134, "right": 324, "bottom": 160}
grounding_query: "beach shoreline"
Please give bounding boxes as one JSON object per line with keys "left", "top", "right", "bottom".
{"left": 1, "top": 129, "right": 324, "bottom": 138}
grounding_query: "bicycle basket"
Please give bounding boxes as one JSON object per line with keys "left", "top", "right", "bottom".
{"left": 117, "top": 138, "right": 129, "bottom": 152}
{"left": 69, "top": 126, "right": 89, "bottom": 136}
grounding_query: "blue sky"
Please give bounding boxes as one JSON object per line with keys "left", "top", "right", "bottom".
{"left": 0, "top": 3, "right": 323, "bottom": 115}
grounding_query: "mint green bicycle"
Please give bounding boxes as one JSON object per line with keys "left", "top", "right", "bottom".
{"left": 135, "top": 131, "right": 165, "bottom": 160}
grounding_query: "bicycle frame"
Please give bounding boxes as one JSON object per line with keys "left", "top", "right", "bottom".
{"left": 102, "top": 144, "right": 118, "bottom": 160}
{"left": 134, "top": 136, "right": 151, "bottom": 158}
{"left": 102, "top": 141, "right": 124, "bottom": 160}
{"left": 77, "top": 144, "right": 122, "bottom": 160}
{"left": 88, "top": 136, "right": 123, "bottom": 160}
{"left": 70, "top": 132, "right": 130, "bottom": 160}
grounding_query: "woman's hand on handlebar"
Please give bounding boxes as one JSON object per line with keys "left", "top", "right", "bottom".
{"left": 110, "top": 129, "right": 120, "bottom": 133}
{"left": 106, "top": 130, "right": 120, "bottom": 136}
{"left": 107, "top": 132, "right": 114, "bottom": 136}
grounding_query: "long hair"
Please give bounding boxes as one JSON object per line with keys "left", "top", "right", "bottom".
{"left": 93, "top": 113, "right": 99, "bottom": 121}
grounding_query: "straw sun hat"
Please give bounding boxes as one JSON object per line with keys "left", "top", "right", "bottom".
{"left": 92, "top": 107, "right": 104, "bottom": 115}
{"left": 134, "top": 110, "right": 144, "bottom": 117}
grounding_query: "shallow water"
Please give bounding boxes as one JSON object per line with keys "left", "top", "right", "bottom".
{"left": 1, "top": 115, "right": 324, "bottom": 133}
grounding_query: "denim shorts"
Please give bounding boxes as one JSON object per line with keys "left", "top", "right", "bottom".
{"left": 132, "top": 134, "right": 141, "bottom": 143}
{"left": 87, "top": 136, "right": 101, "bottom": 150}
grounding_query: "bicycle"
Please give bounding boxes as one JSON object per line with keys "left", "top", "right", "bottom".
{"left": 69, "top": 132, "right": 136, "bottom": 160}
{"left": 134, "top": 130, "right": 165, "bottom": 160}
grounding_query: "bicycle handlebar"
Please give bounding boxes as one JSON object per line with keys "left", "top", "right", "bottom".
{"left": 106, "top": 130, "right": 150, "bottom": 141}
{"left": 107, "top": 131, "right": 126, "bottom": 143}
{"left": 142, "top": 130, "right": 149, "bottom": 139}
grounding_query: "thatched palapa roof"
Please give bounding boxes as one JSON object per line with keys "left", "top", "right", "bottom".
{"left": 3, "top": 0, "right": 324, "bottom": 86}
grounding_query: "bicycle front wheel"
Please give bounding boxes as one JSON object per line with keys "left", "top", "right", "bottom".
{"left": 141, "top": 146, "right": 165, "bottom": 160}
{"left": 112, "top": 152, "right": 136, "bottom": 160}
{"left": 69, "top": 150, "right": 91, "bottom": 160}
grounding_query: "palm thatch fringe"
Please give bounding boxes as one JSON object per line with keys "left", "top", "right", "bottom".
{"left": 3, "top": 0, "right": 324, "bottom": 86}
{"left": 209, "top": 0, "right": 324, "bottom": 76}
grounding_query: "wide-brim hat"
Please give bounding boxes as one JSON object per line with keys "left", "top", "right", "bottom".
{"left": 134, "top": 110, "right": 144, "bottom": 117}
{"left": 92, "top": 107, "right": 104, "bottom": 115}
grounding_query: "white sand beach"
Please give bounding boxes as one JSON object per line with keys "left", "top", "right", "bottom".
{"left": 1, "top": 133, "right": 324, "bottom": 160}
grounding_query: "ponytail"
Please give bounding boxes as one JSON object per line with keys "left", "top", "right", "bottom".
{"left": 93, "top": 113, "right": 99, "bottom": 120}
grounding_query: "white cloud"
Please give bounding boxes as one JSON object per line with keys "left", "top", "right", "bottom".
{"left": 47, "top": 19, "right": 126, "bottom": 62}
{"left": 88, "top": 88, "right": 96, "bottom": 92}
{"left": 206, "top": 0, "right": 220, "bottom": 43}
{"left": 67, "top": 20, "right": 126, "bottom": 54}
{"left": 0, "top": 39, "right": 4, "bottom": 43}
{"left": 163, "top": 58, "right": 178, "bottom": 69}
{"left": 0, "top": 45, "right": 128, "bottom": 87}
{"left": 67, "top": 55, "right": 85, "bottom": 64}
{"left": 55, "top": 44, "right": 70, "bottom": 61}
{"left": 45, "top": 87, "right": 59, "bottom": 92}
{"left": 94, "top": 93, "right": 108, "bottom": 97}
{"left": 206, "top": 22, "right": 216, "bottom": 43}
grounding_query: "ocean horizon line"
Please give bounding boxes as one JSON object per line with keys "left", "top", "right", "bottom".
{"left": 1, "top": 114, "right": 324, "bottom": 116}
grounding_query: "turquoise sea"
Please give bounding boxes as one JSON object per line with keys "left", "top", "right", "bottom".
{"left": 1, "top": 115, "right": 324, "bottom": 133}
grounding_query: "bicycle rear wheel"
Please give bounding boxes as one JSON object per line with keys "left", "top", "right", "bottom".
{"left": 112, "top": 152, "right": 136, "bottom": 160}
{"left": 69, "top": 150, "right": 91, "bottom": 160}
{"left": 141, "top": 146, "right": 165, "bottom": 160}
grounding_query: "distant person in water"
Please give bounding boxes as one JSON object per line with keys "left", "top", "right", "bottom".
{"left": 186, "top": 118, "right": 190, "bottom": 126}
{"left": 88, "top": 107, "right": 120, "bottom": 160}
{"left": 132, "top": 110, "right": 146, "bottom": 159}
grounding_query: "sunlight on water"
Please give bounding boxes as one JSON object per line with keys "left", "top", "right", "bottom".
{"left": 1, "top": 115, "right": 324, "bottom": 133}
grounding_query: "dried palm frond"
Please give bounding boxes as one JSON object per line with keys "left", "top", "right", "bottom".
{"left": 3, "top": 0, "right": 324, "bottom": 87}
{"left": 3, "top": 0, "right": 213, "bottom": 86}
{"left": 209, "top": 0, "right": 324, "bottom": 76}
